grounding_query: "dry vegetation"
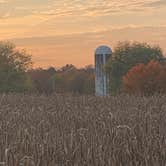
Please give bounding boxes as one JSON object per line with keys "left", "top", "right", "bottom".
{"left": 0, "top": 94, "right": 166, "bottom": 166}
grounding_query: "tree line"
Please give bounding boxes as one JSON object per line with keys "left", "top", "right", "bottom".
{"left": 0, "top": 41, "right": 95, "bottom": 94}
{"left": 0, "top": 41, "right": 165, "bottom": 95}
{"left": 106, "top": 41, "right": 166, "bottom": 95}
{"left": 28, "top": 64, "right": 94, "bottom": 94}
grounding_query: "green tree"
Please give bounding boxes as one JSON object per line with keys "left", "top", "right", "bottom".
{"left": 106, "top": 41, "right": 164, "bottom": 94}
{"left": 0, "top": 41, "right": 32, "bottom": 92}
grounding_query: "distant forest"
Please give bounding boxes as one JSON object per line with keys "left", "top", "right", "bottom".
{"left": 28, "top": 64, "right": 95, "bottom": 94}
{"left": 0, "top": 41, "right": 166, "bottom": 95}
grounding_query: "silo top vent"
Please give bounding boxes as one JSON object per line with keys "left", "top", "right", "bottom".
{"left": 95, "top": 45, "right": 112, "bottom": 55}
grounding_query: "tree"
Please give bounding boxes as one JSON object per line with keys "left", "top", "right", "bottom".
{"left": 28, "top": 68, "right": 56, "bottom": 94}
{"left": 123, "top": 60, "right": 166, "bottom": 95}
{"left": 0, "top": 41, "right": 32, "bottom": 92}
{"left": 60, "top": 64, "right": 76, "bottom": 72}
{"left": 47, "top": 67, "right": 56, "bottom": 74}
{"left": 106, "top": 41, "right": 164, "bottom": 94}
{"left": 54, "top": 65, "right": 95, "bottom": 94}
{"left": 68, "top": 67, "right": 95, "bottom": 94}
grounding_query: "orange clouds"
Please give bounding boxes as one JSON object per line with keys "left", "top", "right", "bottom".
{"left": 0, "top": 0, "right": 165, "bottom": 40}
{"left": 12, "top": 26, "right": 166, "bottom": 68}
{"left": 0, "top": 0, "right": 166, "bottom": 67}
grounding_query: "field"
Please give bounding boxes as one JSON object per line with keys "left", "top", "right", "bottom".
{"left": 0, "top": 94, "right": 166, "bottom": 166}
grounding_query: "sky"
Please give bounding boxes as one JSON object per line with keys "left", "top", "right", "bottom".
{"left": 0, "top": 0, "right": 166, "bottom": 68}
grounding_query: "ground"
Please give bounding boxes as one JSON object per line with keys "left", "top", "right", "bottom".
{"left": 0, "top": 94, "right": 166, "bottom": 166}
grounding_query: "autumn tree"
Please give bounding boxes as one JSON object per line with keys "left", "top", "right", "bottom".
{"left": 54, "top": 65, "right": 95, "bottom": 94}
{"left": 0, "top": 41, "right": 32, "bottom": 92}
{"left": 106, "top": 41, "right": 164, "bottom": 94}
{"left": 123, "top": 60, "right": 166, "bottom": 95}
{"left": 68, "top": 66, "right": 95, "bottom": 94}
{"left": 28, "top": 65, "right": 95, "bottom": 94}
{"left": 28, "top": 67, "right": 56, "bottom": 93}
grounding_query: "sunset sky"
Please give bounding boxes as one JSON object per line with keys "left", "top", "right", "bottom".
{"left": 0, "top": 0, "right": 166, "bottom": 68}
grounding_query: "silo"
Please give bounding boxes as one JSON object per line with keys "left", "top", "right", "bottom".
{"left": 95, "top": 46, "right": 112, "bottom": 96}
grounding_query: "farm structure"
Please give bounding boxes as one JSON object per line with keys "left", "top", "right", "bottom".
{"left": 95, "top": 45, "right": 112, "bottom": 96}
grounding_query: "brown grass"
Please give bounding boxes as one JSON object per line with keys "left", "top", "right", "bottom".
{"left": 0, "top": 94, "right": 166, "bottom": 166}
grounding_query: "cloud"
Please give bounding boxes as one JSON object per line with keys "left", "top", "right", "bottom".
{"left": 1, "top": 0, "right": 166, "bottom": 20}
{"left": 10, "top": 25, "right": 166, "bottom": 68}
{"left": 0, "top": 0, "right": 51, "bottom": 19}
{"left": 145, "top": 0, "right": 166, "bottom": 7}
{"left": 0, "top": 12, "right": 10, "bottom": 19}
{"left": 34, "top": 0, "right": 166, "bottom": 18}
{"left": 0, "top": 0, "right": 8, "bottom": 3}
{"left": 1, "top": 0, "right": 166, "bottom": 40}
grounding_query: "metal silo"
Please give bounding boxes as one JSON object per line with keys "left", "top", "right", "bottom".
{"left": 95, "top": 45, "right": 112, "bottom": 96}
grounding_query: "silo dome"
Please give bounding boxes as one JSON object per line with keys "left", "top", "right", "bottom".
{"left": 95, "top": 45, "right": 112, "bottom": 55}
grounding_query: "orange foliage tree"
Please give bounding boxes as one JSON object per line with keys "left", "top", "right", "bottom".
{"left": 123, "top": 60, "right": 166, "bottom": 95}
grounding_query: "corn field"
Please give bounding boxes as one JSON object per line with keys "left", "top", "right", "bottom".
{"left": 0, "top": 94, "right": 166, "bottom": 166}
